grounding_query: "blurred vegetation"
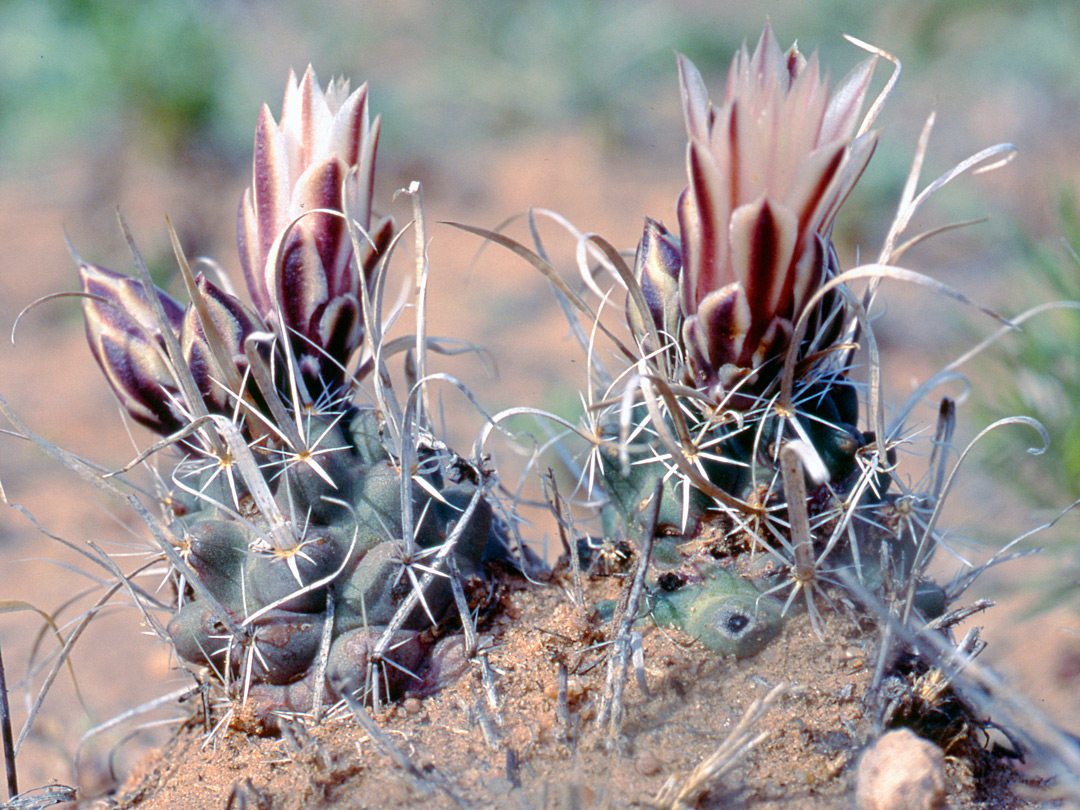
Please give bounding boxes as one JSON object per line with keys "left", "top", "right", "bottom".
{"left": 0, "top": 0, "right": 245, "bottom": 166}
{"left": 968, "top": 193, "right": 1080, "bottom": 611}
{"left": 2, "top": 1, "right": 1076, "bottom": 172}
{"left": 977, "top": 194, "right": 1080, "bottom": 508}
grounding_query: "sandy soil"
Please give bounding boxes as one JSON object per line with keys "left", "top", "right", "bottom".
{"left": 103, "top": 568, "right": 1046, "bottom": 810}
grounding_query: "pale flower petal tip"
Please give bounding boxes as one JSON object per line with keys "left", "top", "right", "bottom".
{"left": 79, "top": 262, "right": 186, "bottom": 433}
{"left": 628, "top": 218, "right": 683, "bottom": 357}
{"left": 80, "top": 67, "right": 393, "bottom": 437}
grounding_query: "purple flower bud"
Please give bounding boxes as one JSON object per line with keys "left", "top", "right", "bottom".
{"left": 628, "top": 218, "right": 683, "bottom": 357}
{"left": 79, "top": 262, "right": 186, "bottom": 434}
{"left": 180, "top": 274, "right": 261, "bottom": 414}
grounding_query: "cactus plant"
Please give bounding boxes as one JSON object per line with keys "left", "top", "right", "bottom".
{"left": 557, "top": 26, "right": 907, "bottom": 649}
{"left": 8, "top": 16, "right": 1080, "bottom": 809}
{"left": 73, "top": 66, "right": 520, "bottom": 721}
{"left": 576, "top": 27, "right": 1031, "bottom": 656}
{"left": 460, "top": 25, "right": 1018, "bottom": 658}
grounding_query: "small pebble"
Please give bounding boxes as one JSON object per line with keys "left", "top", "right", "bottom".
{"left": 856, "top": 728, "right": 945, "bottom": 810}
{"left": 403, "top": 697, "right": 422, "bottom": 715}
{"left": 635, "top": 751, "right": 662, "bottom": 776}
{"left": 566, "top": 677, "right": 585, "bottom": 699}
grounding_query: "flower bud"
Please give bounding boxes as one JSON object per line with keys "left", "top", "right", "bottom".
{"left": 237, "top": 65, "right": 394, "bottom": 398}
{"left": 180, "top": 274, "right": 261, "bottom": 414}
{"left": 79, "top": 262, "right": 186, "bottom": 434}
{"left": 627, "top": 218, "right": 683, "bottom": 358}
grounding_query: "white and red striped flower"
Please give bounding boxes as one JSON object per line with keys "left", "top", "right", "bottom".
{"left": 238, "top": 65, "right": 393, "bottom": 399}
{"left": 632, "top": 25, "right": 878, "bottom": 398}
{"left": 82, "top": 67, "right": 393, "bottom": 437}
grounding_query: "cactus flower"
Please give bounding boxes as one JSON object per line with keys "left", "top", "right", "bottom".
{"left": 81, "top": 67, "right": 394, "bottom": 437}
{"left": 80, "top": 262, "right": 187, "bottom": 434}
{"left": 237, "top": 66, "right": 393, "bottom": 400}
{"left": 636, "top": 25, "right": 879, "bottom": 398}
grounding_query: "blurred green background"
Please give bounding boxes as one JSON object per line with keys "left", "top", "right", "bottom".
{"left": 2, "top": 0, "right": 1077, "bottom": 257}
{"left": 3, "top": 0, "right": 1077, "bottom": 202}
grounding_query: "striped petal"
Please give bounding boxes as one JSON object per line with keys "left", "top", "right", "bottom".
{"left": 666, "top": 27, "right": 878, "bottom": 394}
{"left": 237, "top": 66, "right": 393, "bottom": 397}
{"left": 728, "top": 198, "right": 798, "bottom": 341}
{"left": 181, "top": 275, "right": 259, "bottom": 413}
{"left": 79, "top": 262, "right": 185, "bottom": 434}
{"left": 629, "top": 218, "right": 683, "bottom": 353}
{"left": 684, "top": 282, "right": 750, "bottom": 385}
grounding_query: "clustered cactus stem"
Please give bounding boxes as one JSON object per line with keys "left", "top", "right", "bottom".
{"left": 71, "top": 66, "right": 520, "bottom": 720}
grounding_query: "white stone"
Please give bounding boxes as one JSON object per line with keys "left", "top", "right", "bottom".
{"left": 856, "top": 728, "right": 946, "bottom": 810}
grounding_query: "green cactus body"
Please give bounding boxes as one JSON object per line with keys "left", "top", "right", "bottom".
{"left": 594, "top": 376, "right": 934, "bottom": 657}
{"left": 165, "top": 407, "right": 508, "bottom": 713}
{"left": 649, "top": 566, "right": 783, "bottom": 658}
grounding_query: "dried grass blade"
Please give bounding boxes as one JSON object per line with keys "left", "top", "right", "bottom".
{"left": 0, "top": 393, "right": 244, "bottom": 640}
{"left": 947, "top": 495, "right": 1080, "bottom": 602}
{"left": 543, "top": 472, "right": 584, "bottom": 606}
{"left": 928, "top": 397, "right": 956, "bottom": 502}
{"left": 85, "top": 544, "right": 169, "bottom": 641}
{"left": 447, "top": 555, "right": 477, "bottom": 658}
{"left": 10, "top": 291, "right": 100, "bottom": 346}
{"left": 73, "top": 684, "right": 193, "bottom": 768}
{"left": 657, "top": 682, "right": 787, "bottom": 810}
{"left": 526, "top": 210, "right": 608, "bottom": 381}
{"left": 586, "top": 234, "right": 669, "bottom": 378}
{"left": 0, "top": 600, "right": 91, "bottom": 720}
{"left": 943, "top": 300, "right": 1080, "bottom": 374}
{"left": 13, "top": 580, "right": 123, "bottom": 754}
{"left": 779, "top": 444, "right": 813, "bottom": 573}
{"left": 902, "top": 415, "right": 1048, "bottom": 623}
{"left": 311, "top": 590, "right": 336, "bottom": 724}
{"left": 117, "top": 212, "right": 225, "bottom": 458}
{"left": 166, "top": 217, "right": 251, "bottom": 408}
{"left": 401, "top": 181, "right": 432, "bottom": 427}
{"left": 598, "top": 478, "right": 658, "bottom": 736}
{"left": 1, "top": 641, "right": 16, "bottom": 801}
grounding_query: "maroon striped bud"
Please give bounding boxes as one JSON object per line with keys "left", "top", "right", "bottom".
{"left": 79, "top": 262, "right": 186, "bottom": 434}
